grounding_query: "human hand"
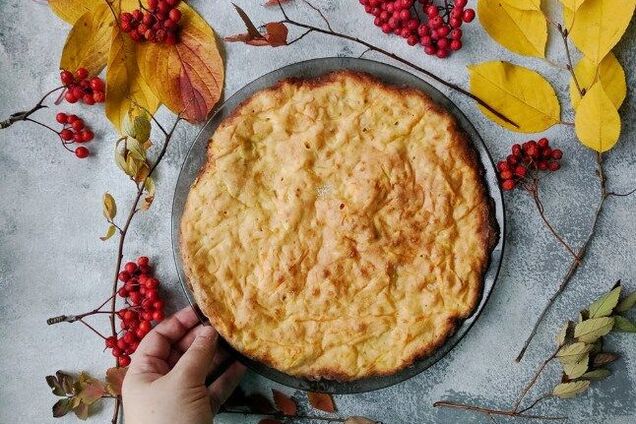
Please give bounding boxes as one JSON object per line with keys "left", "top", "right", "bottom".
{"left": 122, "top": 306, "right": 246, "bottom": 424}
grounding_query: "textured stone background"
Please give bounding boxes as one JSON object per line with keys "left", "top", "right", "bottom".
{"left": 0, "top": 1, "right": 635, "bottom": 423}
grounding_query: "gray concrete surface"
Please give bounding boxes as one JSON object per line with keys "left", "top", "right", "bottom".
{"left": 0, "top": 1, "right": 634, "bottom": 423}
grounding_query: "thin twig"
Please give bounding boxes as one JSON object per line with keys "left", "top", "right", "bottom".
{"left": 552, "top": 22, "right": 585, "bottom": 97}
{"left": 111, "top": 397, "right": 121, "bottom": 424}
{"left": 529, "top": 185, "right": 580, "bottom": 262}
{"left": 78, "top": 318, "right": 108, "bottom": 340}
{"left": 287, "top": 29, "right": 314, "bottom": 45}
{"left": 607, "top": 187, "right": 636, "bottom": 198}
{"left": 512, "top": 349, "right": 558, "bottom": 411}
{"left": 302, "top": 0, "right": 333, "bottom": 32}
{"left": 518, "top": 394, "right": 553, "bottom": 414}
{"left": 433, "top": 401, "right": 567, "bottom": 421}
{"left": 516, "top": 153, "right": 608, "bottom": 362}
{"left": 275, "top": 2, "right": 519, "bottom": 128}
{"left": 1, "top": 86, "right": 64, "bottom": 129}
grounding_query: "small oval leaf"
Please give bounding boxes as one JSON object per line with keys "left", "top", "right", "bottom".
{"left": 102, "top": 193, "right": 117, "bottom": 220}
{"left": 308, "top": 392, "right": 336, "bottom": 413}
{"left": 575, "top": 83, "right": 621, "bottom": 152}
{"left": 574, "top": 317, "right": 615, "bottom": 343}
{"left": 553, "top": 380, "right": 590, "bottom": 399}
{"left": 588, "top": 285, "right": 622, "bottom": 318}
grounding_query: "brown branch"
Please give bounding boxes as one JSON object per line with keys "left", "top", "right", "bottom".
{"left": 607, "top": 187, "right": 636, "bottom": 198}
{"left": 512, "top": 349, "right": 558, "bottom": 411}
{"left": 301, "top": 0, "right": 333, "bottom": 32}
{"left": 529, "top": 184, "right": 580, "bottom": 262}
{"left": 553, "top": 22, "right": 585, "bottom": 97}
{"left": 516, "top": 153, "right": 608, "bottom": 362}
{"left": 433, "top": 401, "right": 566, "bottom": 421}
{"left": 518, "top": 394, "right": 553, "bottom": 415}
{"left": 275, "top": 2, "right": 519, "bottom": 128}
{"left": 1, "top": 86, "right": 64, "bottom": 129}
{"left": 111, "top": 397, "right": 121, "bottom": 424}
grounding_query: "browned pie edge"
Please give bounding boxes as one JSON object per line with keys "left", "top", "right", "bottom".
{"left": 180, "top": 70, "right": 500, "bottom": 381}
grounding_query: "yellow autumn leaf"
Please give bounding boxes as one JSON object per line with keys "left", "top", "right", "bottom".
{"left": 478, "top": 0, "right": 547, "bottom": 57}
{"left": 106, "top": 29, "right": 159, "bottom": 132}
{"left": 564, "top": 0, "right": 636, "bottom": 65}
{"left": 49, "top": 0, "right": 101, "bottom": 25}
{"left": 502, "top": 0, "right": 542, "bottom": 11}
{"left": 60, "top": 3, "right": 114, "bottom": 75}
{"left": 569, "top": 53, "right": 626, "bottom": 110}
{"left": 137, "top": 2, "right": 224, "bottom": 122}
{"left": 560, "top": 0, "right": 586, "bottom": 10}
{"left": 575, "top": 83, "right": 621, "bottom": 152}
{"left": 468, "top": 61, "right": 560, "bottom": 133}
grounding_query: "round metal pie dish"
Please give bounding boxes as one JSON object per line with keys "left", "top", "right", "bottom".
{"left": 171, "top": 57, "right": 505, "bottom": 394}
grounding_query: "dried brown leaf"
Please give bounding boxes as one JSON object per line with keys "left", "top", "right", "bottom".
{"left": 106, "top": 367, "right": 127, "bottom": 396}
{"left": 345, "top": 417, "right": 378, "bottom": 424}
{"left": 272, "top": 389, "right": 297, "bottom": 415}
{"left": 52, "top": 398, "right": 72, "bottom": 418}
{"left": 592, "top": 352, "right": 619, "bottom": 367}
{"left": 308, "top": 392, "right": 336, "bottom": 413}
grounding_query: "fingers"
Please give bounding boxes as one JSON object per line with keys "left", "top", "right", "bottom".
{"left": 208, "top": 362, "right": 246, "bottom": 413}
{"left": 175, "top": 323, "right": 217, "bottom": 354}
{"left": 134, "top": 307, "right": 200, "bottom": 361}
{"left": 128, "top": 307, "right": 200, "bottom": 377}
{"left": 171, "top": 326, "right": 218, "bottom": 383}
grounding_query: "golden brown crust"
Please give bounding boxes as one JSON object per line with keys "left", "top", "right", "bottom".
{"left": 180, "top": 70, "right": 499, "bottom": 381}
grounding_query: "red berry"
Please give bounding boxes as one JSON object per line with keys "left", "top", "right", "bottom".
{"left": 147, "top": 0, "right": 159, "bottom": 9}
{"left": 514, "top": 165, "right": 527, "bottom": 178}
{"left": 548, "top": 161, "right": 561, "bottom": 171}
{"left": 158, "top": 1, "right": 171, "bottom": 14}
{"left": 537, "top": 160, "right": 548, "bottom": 171}
{"left": 90, "top": 77, "right": 105, "bottom": 92}
{"left": 142, "top": 311, "right": 153, "bottom": 321}
{"left": 118, "top": 271, "right": 131, "bottom": 282}
{"left": 407, "top": 35, "right": 418, "bottom": 45}
{"left": 105, "top": 336, "right": 117, "bottom": 348}
{"left": 136, "top": 256, "right": 149, "bottom": 267}
{"left": 145, "top": 289, "right": 159, "bottom": 301}
{"left": 437, "top": 38, "right": 450, "bottom": 50}
{"left": 93, "top": 91, "right": 106, "bottom": 103}
{"left": 455, "top": 0, "right": 468, "bottom": 7}
{"left": 153, "top": 300, "right": 165, "bottom": 311}
{"left": 449, "top": 17, "right": 462, "bottom": 28}
{"left": 112, "top": 347, "right": 123, "bottom": 357}
{"left": 60, "top": 70, "right": 74, "bottom": 85}
{"left": 138, "top": 320, "right": 152, "bottom": 333}
{"left": 426, "top": 5, "right": 438, "bottom": 17}
{"left": 500, "top": 170, "right": 513, "bottom": 180}
{"left": 118, "top": 355, "right": 131, "bottom": 367}
{"left": 139, "top": 264, "right": 152, "bottom": 274}
{"left": 398, "top": 9, "right": 410, "bottom": 21}
{"left": 507, "top": 154, "right": 518, "bottom": 165}
{"left": 420, "top": 35, "right": 433, "bottom": 46}
{"left": 152, "top": 311, "right": 165, "bottom": 322}
{"left": 424, "top": 45, "right": 437, "bottom": 55}
{"left": 118, "top": 287, "right": 129, "bottom": 298}
{"left": 75, "top": 68, "right": 89, "bottom": 80}
{"left": 83, "top": 94, "right": 95, "bottom": 105}
{"left": 552, "top": 149, "right": 563, "bottom": 160}
{"left": 75, "top": 146, "right": 89, "bottom": 159}
{"left": 130, "top": 291, "right": 143, "bottom": 305}
{"left": 70, "top": 119, "right": 84, "bottom": 131}
{"left": 117, "top": 337, "right": 128, "bottom": 349}
{"left": 67, "top": 114, "right": 79, "bottom": 123}
{"left": 123, "top": 332, "right": 137, "bottom": 345}
{"left": 502, "top": 179, "right": 516, "bottom": 191}
{"left": 73, "top": 132, "right": 83, "bottom": 143}
{"left": 80, "top": 130, "right": 94, "bottom": 142}
{"left": 512, "top": 144, "right": 522, "bottom": 157}
{"left": 542, "top": 147, "right": 552, "bottom": 158}
{"left": 55, "top": 113, "right": 68, "bottom": 125}
{"left": 124, "top": 261, "right": 138, "bottom": 274}
{"left": 71, "top": 86, "right": 84, "bottom": 100}
{"left": 60, "top": 129, "right": 74, "bottom": 141}
{"left": 538, "top": 137, "right": 549, "bottom": 148}
{"left": 437, "top": 26, "right": 450, "bottom": 37}
{"left": 132, "top": 9, "right": 143, "bottom": 20}
{"left": 166, "top": 0, "right": 179, "bottom": 6}
{"left": 450, "top": 28, "right": 463, "bottom": 40}
{"left": 64, "top": 91, "right": 78, "bottom": 104}
{"left": 450, "top": 39, "right": 462, "bottom": 50}
{"left": 430, "top": 16, "right": 443, "bottom": 28}
{"left": 497, "top": 161, "right": 509, "bottom": 172}
{"left": 463, "top": 9, "right": 476, "bottom": 22}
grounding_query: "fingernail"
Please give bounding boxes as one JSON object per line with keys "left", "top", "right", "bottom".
{"left": 197, "top": 326, "right": 217, "bottom": 341}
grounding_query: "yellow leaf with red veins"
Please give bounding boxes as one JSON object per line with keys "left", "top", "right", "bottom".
{"left": 502, "top": 0, "right": 542, "bottom": 11}
{"left": 136, "top": 2, "right": 224, "bottom": 122}
{"left": 49, "top": 0, "right": 101, "bottom": 25}
{"left": 569, "top": 53, "right": 626, "bottom": 110}
{"left": 60, "top": 3, "right": 114, "bottom": 75}
{"left": 563, "top": 0, "right": 636, "bottom": 64}
{"left": 478, "top": 0, "right": 547, "bottom": 57}
{"left": 468, "top": 61, "right": 560, "bottom": 132}
{"left": 575, "top": 82, "right": 621, "bottom": 152}
{"left": 106, "top": 29, "right": 160, "bottom": 132}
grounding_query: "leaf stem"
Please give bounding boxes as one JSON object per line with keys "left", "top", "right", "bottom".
{"left": 512, "top": 349, "right": 558, "bottom": 411}
{"left": 432, "top": 401, "right": 566, "bottom": 421}
{"left": 0, "top": 86, "right": 64, "bottom": 129}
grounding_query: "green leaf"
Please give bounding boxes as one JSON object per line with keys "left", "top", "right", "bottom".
{"left": 613, "top": 315, "right": 636, "bottom": 332}
{"left": 557, "top": 342, "right": 592, "bottom": 361}
{"left": 102, "top": 193, "right": 117, "bottom": 221}
{"left": 553, "top": 380, "right": 590, "bottom": 399}
{"left": 123, "top": 112, "right": 151, "bottom": 142}
{"left": 581, "top": 369, "right": 611, "bottom": 380}
{"left": 126, "top": 138, "right": 147, "bottom": 162}
{"left": 562, "top": 353, "right": 589, "bottom": 379}
{"left": 616, "top": 292, "right": 636, "bottom": 312}
{"left": 100, "top": 224, "right": 117, "bottom": 241}
{"left": 589, "top": 285, "right": 622, "bottom": 318}
{"left": 52, "top": 398, "right": 72, "bottom": 418}
{"left": 574, "top": 317, "right": 615, "bottom": 343}
{"left": 592, "top": 352, "right": 619, "bottom": 367}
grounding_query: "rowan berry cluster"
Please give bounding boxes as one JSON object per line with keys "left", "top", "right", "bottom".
{"left": 56, "top": 113, "right": 94, "bottom": 159}
{"left": 105, "top": 256, "right": 165, "bottom": 367}
{"left": 60, "top": 68, "right": 106, "bottom": 105}
{"left": 120, "top": 0, "right": 182, "bottom": 44}
{"left": 359, "top": 0, "right": 475, "bottom": 58}
{"left": 498, "top": 138, "right": 563, "bottom": 191}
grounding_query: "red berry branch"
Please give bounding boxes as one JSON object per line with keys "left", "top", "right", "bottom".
{"left": 0, "top": 67, "right": 105, "bottom": 159}
{"left": 359, "top": 0, "right": 475, "bottom": 58}
{"left": 46, "top": 115, "right": 182, "bottom": 423}
{"left": 119, "top": 0, "right": 182, "bottom": 44}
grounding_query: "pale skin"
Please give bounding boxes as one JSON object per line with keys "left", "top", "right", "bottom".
{"left": 123, "top": 307, "right": 246, "bottom": 424}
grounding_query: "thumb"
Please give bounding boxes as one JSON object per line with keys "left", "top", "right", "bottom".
{"left": 172, "top": 326, "right": 218, "bottom": 384}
